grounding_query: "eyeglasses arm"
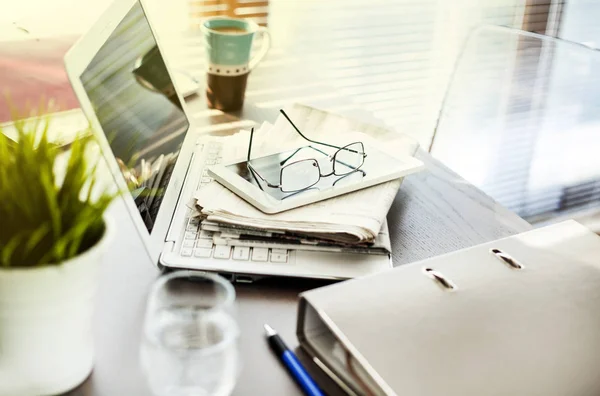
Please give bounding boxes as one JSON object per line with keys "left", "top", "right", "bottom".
{"left": 247, "top": 163, "right": 281, "bottom": 189}
{"left": 332, "top": 169, "right": 367, "bottom": 186}
{"left": 247, "top": 127, "right": 255, "bottom": 162}
{"left": 248, "top": 164, "right": 265, "bottom": 191}
{"left": 280, "top": 109, "right": 345, "bottom": 151}
{"left": 279, "top": 146, "right": 308, "bottom": 166}
{"left": 247, "top": 126, "right": 284, "bottom": 190}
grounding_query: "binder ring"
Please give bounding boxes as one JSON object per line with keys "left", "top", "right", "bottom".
{"left": 422, "top": 267, "right": 457, "bottom": 290}
{"left": 490, "top": 248, "right": 524, "bottom": 269}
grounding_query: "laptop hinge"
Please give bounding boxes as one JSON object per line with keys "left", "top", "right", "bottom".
{"left": 164, "top": 241, "right": 176, "bottom": 254}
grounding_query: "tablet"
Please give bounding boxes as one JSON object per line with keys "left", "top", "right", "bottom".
{"left": 208, "top": 142, "right": 424, "bottom": 214}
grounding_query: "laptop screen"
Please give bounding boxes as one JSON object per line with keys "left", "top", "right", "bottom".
{"left": 80, "top": 1, "right": 189, "bottom": 233}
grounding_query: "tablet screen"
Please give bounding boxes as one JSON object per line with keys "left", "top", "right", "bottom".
{"left": 225, "top": 144, "right": 401, "bottom": 202}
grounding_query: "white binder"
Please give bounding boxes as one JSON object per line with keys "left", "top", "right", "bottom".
{"left": 297, "top": 220, "right": 600, "bottom": 395}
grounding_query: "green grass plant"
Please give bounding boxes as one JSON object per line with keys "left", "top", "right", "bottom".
{"left": 0, "top": 109, "right": 116, "bottom": 268}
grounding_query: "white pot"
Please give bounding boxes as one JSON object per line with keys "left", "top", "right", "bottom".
{"left": 0, "top": 217, "right": 113, "bottom": 396}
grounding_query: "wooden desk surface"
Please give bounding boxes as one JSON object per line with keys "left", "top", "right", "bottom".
{"left": 63, "top": 93, "right": 530, "bottom": 395}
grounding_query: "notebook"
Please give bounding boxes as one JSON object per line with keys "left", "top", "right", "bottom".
{"left": 297, "top": 220, "right": 600, "bottom": 396}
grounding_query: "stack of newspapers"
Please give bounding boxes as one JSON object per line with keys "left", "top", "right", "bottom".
{"left": 190, "top": 105, "right": 421, "bottom": 256}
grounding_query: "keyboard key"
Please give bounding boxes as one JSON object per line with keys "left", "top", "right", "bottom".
{"left": 251, "top": 247, "right": 269, "bottom": 262}
{"left": 213, "top": 245, "right": 231, "bottom": 259}
{"left": 205, "top": 159, "right": 217, "bottom": 165}
{"left": 181, "top": 248, "right": 193, "bottom": 257}
{"left": 182, "top": 240, "right": 195, "bottom": 248}
{"left": 202, "top": 169, "right": 209, "bottom": 177}
{"left": 196, "top": 239, "right": 214, "bottom": 248}
{"left": 198, "top": 230, "right": 214, "bottom": 239}
{"left": 201, "top": 177, "right": 212, "bottom": 184}
{"left": 186, "top": 225, "right": 198, "bottom": 232}
{"left": 188, "top": 218, "right": 200, "bottom": 226}
{"left": 270, "top": 249, "right": 288, "bottom": 263}
{"left": 184, "top": 232, "right": 197, "bottom": 240}
{"left": 232, "top": 246, "right": 250, "bottom": 261}
{"left": 194, "top": 248, "right": 213, "bottom": 258}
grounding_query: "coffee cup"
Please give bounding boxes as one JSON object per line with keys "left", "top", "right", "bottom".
{"left": 202, "top": 17, "right": 271, "bottom": 111}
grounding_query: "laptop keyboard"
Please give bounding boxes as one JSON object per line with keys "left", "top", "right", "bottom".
{"left": 180, "top": 142, "right": 289, "bottom": 263}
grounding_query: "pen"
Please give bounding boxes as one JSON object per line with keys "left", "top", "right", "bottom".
{"left": 264, "top": 324, "right": 324, "bottom": 396}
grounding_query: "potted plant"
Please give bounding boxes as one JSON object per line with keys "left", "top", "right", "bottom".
{"left": 0, "top": 111, "right": 116, "bottom": 395}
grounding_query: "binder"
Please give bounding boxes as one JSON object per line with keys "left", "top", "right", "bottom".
{"left": 297, "top": 220, "right": 600, "bottom": 395}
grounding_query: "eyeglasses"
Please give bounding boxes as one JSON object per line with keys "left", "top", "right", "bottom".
{"left": 246, "top": 109, "right": 367, "bottom": 193}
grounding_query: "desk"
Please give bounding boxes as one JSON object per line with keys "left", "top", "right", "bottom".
{"left": 50, "top": 5, "right": 532, "bottom": 392}
{"left": 62, "top": 93, "right": 530, "bottom": 395}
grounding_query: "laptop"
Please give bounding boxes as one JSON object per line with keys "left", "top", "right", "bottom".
{"left": 64, "top": 0, "right": 392, "bottom": 281}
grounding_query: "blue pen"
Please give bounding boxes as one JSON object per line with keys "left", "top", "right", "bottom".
{"left": 264, "top": 324, "right": 324, "bottom": 396}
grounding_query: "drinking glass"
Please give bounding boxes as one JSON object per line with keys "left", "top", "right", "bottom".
{"left": 140, "top": 271, "right": 239, "bottom": 396}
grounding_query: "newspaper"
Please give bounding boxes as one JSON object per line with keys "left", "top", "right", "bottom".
{"left": 205, "top": 219, "right": 392, "bottom": 255}
{"left": 192, "top": 106, "right": 420, "bottom": 246}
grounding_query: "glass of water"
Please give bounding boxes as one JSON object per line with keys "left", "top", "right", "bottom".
{"left": 141, "top": 271, "right": 239, "bottom": 396}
